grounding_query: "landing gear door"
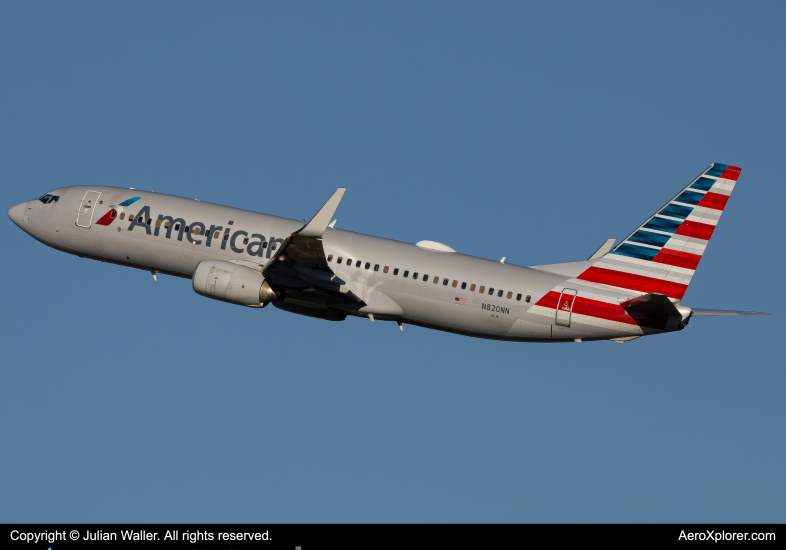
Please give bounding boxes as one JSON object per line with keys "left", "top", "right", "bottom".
{"left": 555, "top": 288, "right": 577, "bottom": 327}
{"left": 76, "top": 191, "right": 101, "bottom": 228}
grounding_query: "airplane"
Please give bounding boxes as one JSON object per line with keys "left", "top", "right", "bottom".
{"left": 7, "top": 163, "right": 769, "bottom": 343}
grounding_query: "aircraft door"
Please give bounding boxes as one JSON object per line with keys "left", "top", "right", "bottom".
{"left": 555, "top": 288, "right": 577, "bottom": 327}
{"left": 76, "top": 191, "right": 101, "bottom": 228}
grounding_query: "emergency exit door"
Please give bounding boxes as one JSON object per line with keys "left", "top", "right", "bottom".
{"left": 555, "top": 288, "right": 577, "bottom": 327}
{"left": 76, "top": 191, "right": 101, "bottom": 228}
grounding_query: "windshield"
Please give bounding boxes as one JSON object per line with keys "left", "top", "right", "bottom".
{"left": 38, "top": 193, "right": 59, "bottom": 204}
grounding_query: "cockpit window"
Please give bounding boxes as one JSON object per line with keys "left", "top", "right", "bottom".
{"left": 38, "top": 193, "right": 59, "bottom": 204}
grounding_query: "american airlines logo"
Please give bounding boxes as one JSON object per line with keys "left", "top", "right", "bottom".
{"left": 97, "top": 199, "right": 284, "bottom": 260}
{"left": 95, "top": 196, "right": 141, "bottom": 226}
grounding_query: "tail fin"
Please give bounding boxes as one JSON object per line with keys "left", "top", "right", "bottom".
{"left": 576, "top": 163, "right": 741, "bottom": 302}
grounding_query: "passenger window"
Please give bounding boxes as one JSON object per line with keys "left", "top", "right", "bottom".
{"left": 403, "top": 270, "right": 409, "bottom": 278}
{"left": 443, "top": 279, "right": 449, "bottom": 286}
{"left": 461, "top": 282, "right": 466, "bottom": 290}
{"left": 394, "top": 268, "right": 399, "bottom": 275}
{"left": 507, "top": 291, "right": 512, "bottom": 299}
{"left": 185, "top": 226, "right": 190, "bottom": 232}
{"left": 433, "top": 276, "right": 439, "bottom": 284}
{"left": 138, "top": 216, "right": 144, "bottom": 223}
{"left": 516, "top": 293, "right": 522, "bottom": 301}
{"left": 383, "top": 266, "right": 389, "bottom": 274}
{"left": 413, "top": 272, "right": 419, "bottom": 280}
{"left": 470, "top": 284, "right": 476, "bottom": 291}
{"left": 146, "top": 218, "right": 152, "bottom": 225}
{"left": 262, "top": 241, "right": 268, "bottom": 248}
{"left": 498, "top": 290, "right": 503, "bottom": 297}
{"left": 214, "top": 232, "right": 220, "bottom": 239}
{"left": 110, "top": 211, "right": 117, "bottom": 219}
{"left": 479, "top": 286, "right": 485, "bottom": 293}
{"left": 328, "top": 255, "right": 333, "bottom": 262}
{"left": 374, "top": 264, "right": 379, "bottom": 271}
{"left": 423, "top": 274, "right": 429, "bottom": 282}
{"left": 175, "top": 223, "right": 181, "bottom": 231}
{"left": 223, "top": 233, "right": 229, "bottom": 240}
{"left": 155, "top": 219, "right": 161, "bottom": 227}
{"left": 365, "top": 262, "right": 370, "bottom": 269}
{"left": 356, "top": 261, "right": 361, "bottom": 268}
{"left": 337, "top": 257, "right": 343, "bottom": 264}
{"left": 347, "top": 258, "right": 352, "bottom": 265}
{"left": 119, "top": 213, "right": 125, "bottom": 220}
{"left": 526, "top": 295, "right": 531, "bottom": 303}
{"left": 243, "top": 237, "right": 249, "bottom": 245}
{"left": 452, "top": 280, "right": 458, "bottom": 288}
{"left": 164, "top": 221, "right": 170, "bottom": 228}
{"left": 194, "top": 227, "right": 200, "bottom": 235}
{"left": 271, "top": 244, "right": 277, "bottom": 250}
{"left": 488, "top": 288, "right": 494, "bottom": 295}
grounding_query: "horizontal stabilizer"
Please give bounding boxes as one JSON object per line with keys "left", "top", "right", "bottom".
{"left": 296, "top": 188, "right": 346, "bottom": 239}
{"left": 588, "top": 238, "right": 616, "bottom": 260}
{"left": 620, "top": 292, "right": 680, "bottom": 317}
{"left": 691, "top": 308, "right": 771, "bottom": 317}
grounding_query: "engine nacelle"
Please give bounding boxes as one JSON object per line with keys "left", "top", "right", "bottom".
{"left": 192, "top": 259, "right": 279, "bottom": 307}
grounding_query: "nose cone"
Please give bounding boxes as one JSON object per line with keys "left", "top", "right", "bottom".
{"left": 8, "top": 202, "right": 25, "bottom": 227}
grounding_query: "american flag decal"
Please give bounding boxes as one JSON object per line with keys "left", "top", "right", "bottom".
{"left": 455, "top": 297, "right": 466, "bottom": 306}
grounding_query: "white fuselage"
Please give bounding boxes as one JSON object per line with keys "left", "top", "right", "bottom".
{"left": 9, "top": 185, "right": 669, "bottom": 342}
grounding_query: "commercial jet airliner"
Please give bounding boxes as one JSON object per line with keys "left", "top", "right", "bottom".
{"left": 8, "top": 163, "right": 768, "bottom": 343}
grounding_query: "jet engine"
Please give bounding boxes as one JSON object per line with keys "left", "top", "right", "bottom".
{"left": 192, "top": 259, "right": 279, "bottom": 307}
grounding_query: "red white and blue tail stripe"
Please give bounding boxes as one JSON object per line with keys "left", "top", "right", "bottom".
{"left": 576, "top": 163, "right": 740, "bottom": 301}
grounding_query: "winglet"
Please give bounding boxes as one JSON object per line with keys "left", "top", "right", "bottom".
{"left": 588, "top": 238, "right": 616, "bottom": 261}
{"left": 296, "top": 189, "right": 346, "bottom": 239}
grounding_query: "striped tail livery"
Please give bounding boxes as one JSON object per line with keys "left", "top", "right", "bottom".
{"left": 577, "top": 163, "right": 739, "bottom": 301}
{"left": 529, "top": 163, "right": 768, "bottom": 343}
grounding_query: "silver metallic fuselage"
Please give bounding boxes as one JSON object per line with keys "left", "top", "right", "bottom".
{"left": 9, "top": 185, "right": 656, "bottom": 342}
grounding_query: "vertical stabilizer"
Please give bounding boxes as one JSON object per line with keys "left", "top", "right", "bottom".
{"left": 576, "top": 163, "right": 741, "bottom": 302}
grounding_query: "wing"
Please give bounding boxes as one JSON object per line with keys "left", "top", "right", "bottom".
{"left": 262, "top": 188, "right": 363, "bottom": 302}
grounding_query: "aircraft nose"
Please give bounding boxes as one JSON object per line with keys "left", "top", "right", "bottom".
{"left": 8, "top": 202, "right": 25, "bottom": 227}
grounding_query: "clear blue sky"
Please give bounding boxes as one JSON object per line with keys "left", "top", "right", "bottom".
{"left": 1, "top": 1, "right": 783, "bottom": 522}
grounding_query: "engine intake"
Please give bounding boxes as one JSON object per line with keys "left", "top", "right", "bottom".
{"left": 192, "top": 259, "right": 279, "bottom": 307}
